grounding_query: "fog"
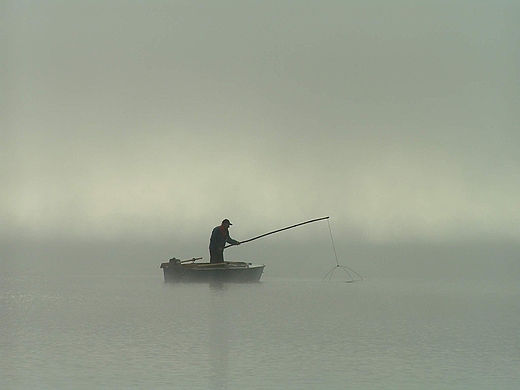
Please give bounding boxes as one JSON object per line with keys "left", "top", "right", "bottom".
{"left": 2, "top": 1, "right": 519, "bottom": 279}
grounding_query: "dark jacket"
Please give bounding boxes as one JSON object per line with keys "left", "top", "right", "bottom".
{"left": 209, "top": 226, "right": 239, "bottom": 251}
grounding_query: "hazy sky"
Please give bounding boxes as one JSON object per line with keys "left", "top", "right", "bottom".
{"left": 3, "top": 1, "right": 519, "bottom": 244}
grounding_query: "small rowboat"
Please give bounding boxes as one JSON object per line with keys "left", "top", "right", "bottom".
{"left": 160, "top": 257, "right": 265, "bottom": 283}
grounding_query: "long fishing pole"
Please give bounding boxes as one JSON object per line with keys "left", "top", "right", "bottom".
{"left": 225, "top": 216, "right": 329, "bottom": 248}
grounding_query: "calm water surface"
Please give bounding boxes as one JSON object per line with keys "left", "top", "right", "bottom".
{"left": 1, "top": 273, "right": 519, "bottom": 389}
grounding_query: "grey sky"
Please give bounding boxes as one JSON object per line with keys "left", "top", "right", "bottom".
{"left": 3, "top": 1, "right": 519, "bottom": 243}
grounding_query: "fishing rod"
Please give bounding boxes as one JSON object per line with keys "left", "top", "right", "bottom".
{"left": 225, "top": 216, "right": 329, "bottom": 248}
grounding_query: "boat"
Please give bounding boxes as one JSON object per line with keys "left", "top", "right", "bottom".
{"left": 160, "top": 257, "right": 265, "bottom": 283}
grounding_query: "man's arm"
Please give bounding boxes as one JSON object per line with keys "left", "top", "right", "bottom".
{"left": 226, "top": 236, "right": 240, "bottom": 246}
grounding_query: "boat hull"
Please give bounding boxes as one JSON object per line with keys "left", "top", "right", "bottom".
{"left": 160, "top": 261, "right": 265, "bottom": 283}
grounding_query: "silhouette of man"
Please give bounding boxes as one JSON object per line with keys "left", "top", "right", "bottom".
{"left": 209, "top": 219, "right": 240, "bottom": 263}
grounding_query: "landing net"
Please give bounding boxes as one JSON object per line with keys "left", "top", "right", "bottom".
{"left": 322, "top": 219, "right": 363, "bottom": 283}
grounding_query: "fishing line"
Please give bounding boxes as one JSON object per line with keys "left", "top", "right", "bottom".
{"left": 322, "top": 219, "right": 363, "bottom": 283}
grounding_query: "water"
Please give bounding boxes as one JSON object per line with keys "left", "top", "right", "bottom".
{"left": 1, "top": 273, "right": 519, "bottom": 389}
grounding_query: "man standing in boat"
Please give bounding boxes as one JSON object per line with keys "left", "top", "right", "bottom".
{"left": 209, "top": 219, "right": 240, "bottom": 263}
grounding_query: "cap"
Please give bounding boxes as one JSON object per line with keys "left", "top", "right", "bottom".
{"left": 222, "top": 219, "right": 232, "bottom": 226}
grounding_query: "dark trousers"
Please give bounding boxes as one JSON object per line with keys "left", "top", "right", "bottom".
{"left": 209, "top": 248, "right": 224, "bottom": 263}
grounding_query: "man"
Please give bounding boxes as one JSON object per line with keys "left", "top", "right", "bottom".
{"left": 209, "top": 219, "right": 240, "bottom": 263}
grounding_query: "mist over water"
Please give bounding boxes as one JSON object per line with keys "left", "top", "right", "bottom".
{"left": 3, "top": 1, "right": 520, "bottom": 388}
{"left": 2, "top": 236, "right": 519, "bottom": 282}
{"left": 3, "top": 0, "right": 520, "bottom": 245}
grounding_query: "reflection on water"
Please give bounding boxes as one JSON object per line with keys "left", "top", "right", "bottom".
{"left": 1, "top": 275, "right": 519, "bottom": 389}
{"left": 209, "top": 282, "right": 230, "bottom": 389}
